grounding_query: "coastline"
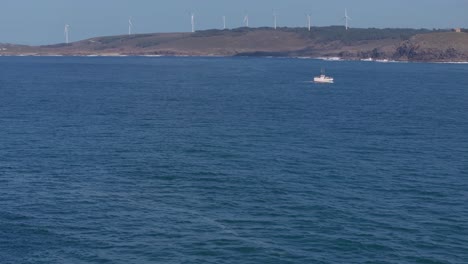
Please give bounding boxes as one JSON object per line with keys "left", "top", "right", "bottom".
{"left": 1, "top": 53, "right": 467, "bottom": 64}
{"left": 2, "top": 27, "right": 468, "bottom": 63}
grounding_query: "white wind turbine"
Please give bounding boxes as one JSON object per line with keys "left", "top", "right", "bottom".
{"left": 191, "top": 13, "right": 195, "bottom": 32}
{"left": 306, "top": 14, "right": 312, "bottom": 31}
{"left": 128, "top": 17, "right": 134, "bottom": 35}
{"left": 243, "top": 13, "right": 249, "bottom": 27}
{"left": 223, "top": 16, "right": 226, "bottom": 29}
{"left": 64, "top": 24, "right": 70, "bottom": 44}
{"left": 343, "top": 8, "right": 352, "bottom": 30}
{"left": 273, "top": 11, "right": 277, "bottom": 30}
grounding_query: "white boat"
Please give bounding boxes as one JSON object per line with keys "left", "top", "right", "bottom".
{"left": 314, "top": 70, "right": 334, "bottom": 83}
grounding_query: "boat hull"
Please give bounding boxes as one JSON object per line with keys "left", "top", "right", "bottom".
{"left": 314, "top": 77, "right": 334, "bottom": 83}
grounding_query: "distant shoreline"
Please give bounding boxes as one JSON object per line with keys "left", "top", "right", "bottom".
{"left": 1, "top": 27, "right": 467, "bottom": 63}
{"left": 2, "top": 54, "right": 467, "bottom": 65}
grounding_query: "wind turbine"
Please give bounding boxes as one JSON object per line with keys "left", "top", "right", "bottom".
{"left": 64, "top": 24, "right": 70, "bottom": 44}
{"left": 343, "top": 8, "right": 352, "bottom": 30}
{"left": 306, "top": 14, "right": 311, "bottom": 31}
{"left": 128, "top": 17, "right": 134, "bottom": 35}
{"left": 243, "top": 13, "right": 249, "bottom": 27}
{"left": 273, "top": 11, "right": 277, "bottom": 30}
{"left": 191, "top": 13, "right": 195, "bottom": 32}
{"left": 223, "top": 16, "right": 226, "bottom": 29}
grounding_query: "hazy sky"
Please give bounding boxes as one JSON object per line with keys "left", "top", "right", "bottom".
{"left": 0, "top": 0, "right": 467, "bottom": 45}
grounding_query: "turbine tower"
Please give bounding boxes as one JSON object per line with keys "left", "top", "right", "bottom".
{"left": 223, "top": 16, "right": 226, "bottom": 29}
{"left": 273, "top": 11, "right": 277, "bottom": 30}
{"left": 306, "top": 14, "right": 311, "bottom": 31}
{"left": 64, "top": 24, "right": 70, "bottom": 44}
{"left": 128, "top": 17, "right": 133, "bottom": 35}
{"left": 243, "top": 14, "right": 249, "bottom": 27}
{"left": 343, "top": 8, "right": 352, "bottom": 30}
{"left": 191, "top": 13, "right": 195, "bottom": 33}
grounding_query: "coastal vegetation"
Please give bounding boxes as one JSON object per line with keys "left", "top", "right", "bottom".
{"left": 1, "top": 27, "right": 467, "bottom": 62}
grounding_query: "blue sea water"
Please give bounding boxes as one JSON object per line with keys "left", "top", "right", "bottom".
{"left": 0, "top": 57, "right": 467, "bottom": 264}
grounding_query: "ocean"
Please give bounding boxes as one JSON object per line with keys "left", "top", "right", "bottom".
{"left": 0, "top": 57, "right": 467, "bottom": 263}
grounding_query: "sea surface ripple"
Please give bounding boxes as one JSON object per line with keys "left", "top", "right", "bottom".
{"left": 0, "top": 57, "right": 467, "bottom": 263}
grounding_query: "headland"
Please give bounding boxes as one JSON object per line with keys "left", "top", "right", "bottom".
{"left": 1, "top": 27, "right": 468, "bottom": 62}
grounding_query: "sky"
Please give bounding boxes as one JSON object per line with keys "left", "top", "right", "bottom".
{"left": 0, "top": 0, "right": 467, "bottom": 45}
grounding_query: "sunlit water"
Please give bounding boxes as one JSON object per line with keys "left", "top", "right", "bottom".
{"left": 1, "top": 57, "right": 467, "bottom": 263}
